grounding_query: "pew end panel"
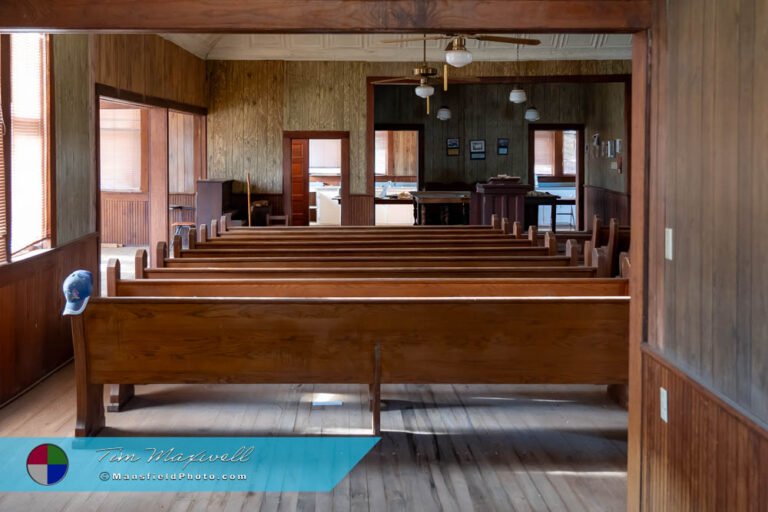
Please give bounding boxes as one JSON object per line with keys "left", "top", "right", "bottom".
{"left": 134, "top": 249, "right": 148, "bottom": 279}
{"left": 105, "top": 258, "right": 120, "bottom": 297}
{"left": 512, "top": 221, "right": 523, "bottom": 239}
{"left": 565, "top": 239, "right": 581, "bottom": 266}
{"left": 154, "top": 241, "right": 168, "bottom": 268}
{"left": 198, "top": 224, "right": 208, "bottom": 244}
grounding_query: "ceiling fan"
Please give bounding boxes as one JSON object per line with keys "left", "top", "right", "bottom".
{"left": 381, "top": 33, "right": 541, "bottom": 68}
{"left": 372, "top": 38, "right": 479, "bottom": 115}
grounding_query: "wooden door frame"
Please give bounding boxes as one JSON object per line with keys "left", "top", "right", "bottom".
{"left": 527, "top": 123, "right": 585, "bottom": 230}
{"left": 282, "top": 131, "right": 350, "bottom": 225}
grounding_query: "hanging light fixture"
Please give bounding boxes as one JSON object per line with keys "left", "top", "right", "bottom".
{"left": 436, "top": 106, "right": 452, "bottom": 121}
{"left": 445, "top": 37, "right": 473, "bottom": 68}
{"left": 509, "top": 88, "right": 527, "bottom": 103}
{"left": 414, "top": 78, "right": 435, "bottom": 98}
{"left": 509, "top": 43, "right": 527, "bottom": 104}
{"left": 524, "top": 106, "right": 541, "bottom": 122}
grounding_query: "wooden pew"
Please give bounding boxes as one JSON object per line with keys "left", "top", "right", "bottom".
{"left": 70, "top": 295, "right": 629, "bottom": 436}
{"left": 108, "top": 259, "right": 628, "bottom": 298}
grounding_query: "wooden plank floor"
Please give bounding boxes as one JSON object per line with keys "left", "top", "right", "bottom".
{"left": 0, "top": 365, "right": 627, "bottom": 511}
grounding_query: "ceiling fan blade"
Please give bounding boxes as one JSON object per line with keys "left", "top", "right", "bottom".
{"left": 473, "top": 35, "right": 541, "bottom": 46}
{"left": 380, "top": 35, "right": 447, "bottom": 44}
{"left": 372, "top": 77, "right": 417, "bottom": 84}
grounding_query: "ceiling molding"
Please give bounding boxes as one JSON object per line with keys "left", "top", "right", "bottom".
{"left": 160, "top": 33, "right": 632, "bottom": 62}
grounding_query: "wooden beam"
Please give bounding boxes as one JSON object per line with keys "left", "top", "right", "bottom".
{"left": 0, "top": 1, "right": 652, "bottom": 32}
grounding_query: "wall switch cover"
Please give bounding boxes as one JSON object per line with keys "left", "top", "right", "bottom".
{"left": 660, "top": 387, "right": 668, "bottom": 423}
{"left": 665, "top": 228, "right": 674, "bottom": 261}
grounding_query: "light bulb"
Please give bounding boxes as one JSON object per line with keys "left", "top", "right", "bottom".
{"left": 509, "top": 87, "right": 527, "bottom": 104}
{"left": 445, "top": 49, "right": 473, "bottom": 68}
{"left": 524, "top": 106, "right": 540, "bottom": 122}
{"left": 436, "top": 107, "right": 451, "bottom": 121}
{"left": 415, "top": 83, "right": 435, "bottom": 98}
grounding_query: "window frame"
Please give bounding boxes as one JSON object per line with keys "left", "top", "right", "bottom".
{"left": 0, "top": 33, "right": 55, "bottom": 263}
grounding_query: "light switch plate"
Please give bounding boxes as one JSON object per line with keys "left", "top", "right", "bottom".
{"left": 665, "top": 228, "right": 674, "bottom": 261}
{"left": 660, "top": 387, "right": 668, "bottom": 423}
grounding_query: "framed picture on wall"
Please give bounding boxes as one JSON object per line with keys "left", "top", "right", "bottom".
{"left": 470, "top": 152, "right": 486, "bottom": 160}
{"left": 497, "top": 138, "right": 509, "bottom": 155}
{"left": 470, "top": 139, "right": 485, "bottom": 152}
{"left": 446, "top": 138, "right": 460, "bottom": 156}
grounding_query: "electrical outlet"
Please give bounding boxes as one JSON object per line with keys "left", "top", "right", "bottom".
{"left": 660, "top": 387, "right": 668, "bottom": 423}
{"left": 665, "top": 228, "right": 674, "bottom": 261}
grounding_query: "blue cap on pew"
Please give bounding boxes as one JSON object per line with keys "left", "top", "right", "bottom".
{"left": 62, "top": 270, "right": 93, "bottom": 316}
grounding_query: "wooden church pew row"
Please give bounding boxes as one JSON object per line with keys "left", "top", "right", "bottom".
{"left": 108, "top": 259, "right": 629, "bottom": 298}
{"left": 194, "top": 236, "right": 534, "bottom": 250}
{"left": 172, "top": 230, "right": 556, "bottom": 259}
{"left": 70, "top": 296, "right": 629, "bottom": 436}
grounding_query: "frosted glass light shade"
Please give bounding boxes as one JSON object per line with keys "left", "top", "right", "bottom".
{"left": 445, "top": 49, "right": 473, "bottom": 68}
{"left": 436, "top": 107, "right": 452, "bottom": 121}
{"left": 524, "top": 106, "right": 541, "bottom": 122}
{"left": 415, "top": 83, "right": 435, "bottom": 98}
{"left": 509, "top": 88, "right": 527, "bottom": 104}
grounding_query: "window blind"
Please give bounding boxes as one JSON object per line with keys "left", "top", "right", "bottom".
{"left": 534, "top": 131, "right": 555, "bottom": 175}
{"left": 10, "top": 33, "right": 48, "bottom": 255}
{"left": 99, "top": 108, "right": 143, "bottom": 192}
{"left": 0, "top": 44, "right": 7, "bottom": 263}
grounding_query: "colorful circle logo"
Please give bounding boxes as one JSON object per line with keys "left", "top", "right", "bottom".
{"left": 27, "top": 444, "right": 69, "bottom": 486}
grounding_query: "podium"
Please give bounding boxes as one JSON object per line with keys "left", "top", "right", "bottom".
{"left": 471, "top": 178, "right": 533, "bottom": 225}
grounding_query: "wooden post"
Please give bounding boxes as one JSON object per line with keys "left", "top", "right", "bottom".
{"left": 105, "top": 258, "right": 120, "bottom": 297}
{"left": 188, "top": 227, "right": 197, "bottom": 249}
{"left": 512, "top": 221, "right": 522, "bottom": 239}
{"left": 584, "top": 240, "right": 593, "bottom": 267}
{"left": 528, "top": 225, "right": 538, "bottom": 245}
{"left": 108, "top": 384, "right": 135, "bottom": 413}
{"left": 172, "top": 235, "right": 182, "bottom": 258}
{"left": 198, "top": 224, "right": 207, "bottom": 244}
{"left": 154, "top": 241, "right": 167, "bottom": 268}
{"left": 565, "top": 239, "right": 580, "bottom": 266}
{"left": 71, "top": 315, "right": 105, "bottom": 437}
{"left": 491, "top": 214, "right": 500, "bottom": 229}
{"left": 246, "top": 173, "right": 252, "bottom": 227}
{"left": 371, "top": 343, "right": 382, "bottom": 436}
{"left": 501, "top": 218, "right": 511, "bottom": 235}
{"left": 593, "top": 247, "right": 610, "bottom": 277}
{"left": 544, "top": 231, "right": 557, "bottom": 256}
{"left": 210, "top": 219, "right": 219, "bottom": 238}
{"left": 134, "top": 249, "right": 148, "bottom": 279}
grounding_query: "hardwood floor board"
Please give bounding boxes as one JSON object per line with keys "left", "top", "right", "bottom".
{"left": 0, "top": 366, "right": 627, "bottom": 512}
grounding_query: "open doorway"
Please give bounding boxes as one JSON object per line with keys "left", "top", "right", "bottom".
{"left": 283, "top": 131, "right": 349, "bottom": 226}
{"left": 528, "top": 124, "right": 584, "bottom": 231}
{"left": 373, "top": 124, "right": 422, "bottom": 225}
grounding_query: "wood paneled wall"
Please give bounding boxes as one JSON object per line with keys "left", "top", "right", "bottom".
{"left": 584, "top": 81, "right": 627, "bottom": 192}
{"left": 584, "top": 185, "right": 629, "bottom": 225}
{"left": 0, "top": 234, "right": 98, "bottom": 405}
{"left": 647, "top": 0, "right": 768, "bottom": 422}
{"left": 641, "top": 0, "right": 768, "bottom": 508}
{"left": 641, "top": 349, "right": 768, "bottom": 511}
{"left": 206, "top": 60, "right": 630, "bottom": 199}
{"left": 52, "top": 35, "right": 95, "bottom": 245}
{"left": 100, "top": 194, "right": 149, "bottom": 246}
{"left": 91, "top": 34, "right": 207, "bottom": 108}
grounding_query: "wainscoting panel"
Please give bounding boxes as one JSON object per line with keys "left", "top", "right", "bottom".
{"left": 100, "top": 195, "right": 150, "bottom": 246}
{"left": 342, "top": 194, "right": 375, "bottom": 225}
{"left": 0, "top": 234, "right": 99, "bottom": 405}
{"left": 584, "top": 184, "right": 629, "bottom": 225}
{"left": 641, "top": 348, "right": 768, "bottom": 511}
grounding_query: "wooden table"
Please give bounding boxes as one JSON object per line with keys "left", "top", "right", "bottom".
{"left": 524, "top": 194, "right": 560, "bottom": 232}
{"left": 411, "top": 191, "right": 471, "bottom": 225}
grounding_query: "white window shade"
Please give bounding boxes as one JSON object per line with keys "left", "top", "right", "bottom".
{"left": 10, "top": 33, "right": 49, "bottom": 255}
{"left": 534, "top": 131, "right": 555, "bottom": 175}
{"left": 100, "top": 108, "right": 143, "bottom": 192}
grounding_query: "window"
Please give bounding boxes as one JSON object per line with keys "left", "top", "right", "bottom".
{"left": 308, "top": 139, "right": 341, "bottom": 176}
{"left": 0, "top": 33, "right": 53, "bottom": 261}
{"left": 374, "top": 130, "right": 418, "bottom": 177}
{"left": 533, "top": 129, "right": 579, "bottom": 178}
{"left": 99, "top": 104, "right": 145, "bottom": 192}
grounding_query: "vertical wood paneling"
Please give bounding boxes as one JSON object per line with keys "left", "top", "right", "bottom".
{"left": 100, "top": 195, "right": 149, "bottom": 245}
{"left": 641, "top": 350, "right": 768, "bottom": 511}
{"left": 583, "top": 185, "right": 629, "bottom": 225}
{"left": 206, "top": 59, "right": 631, "bottom": 201}
{"left": 92, "top": 34, "right": 206, "bottom": 108}
{"left": 52, "top": 35, "right": 94, "bottom": 245}
{"left": 648, "top": 0, "right": 766, "bottom": 422}
{"left": 0, "top": 234, "right": 98, "bottom": 405}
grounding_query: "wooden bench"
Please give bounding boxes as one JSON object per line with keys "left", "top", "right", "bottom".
{"left": 70, "top": 296, "right": 629, "bottom": 437}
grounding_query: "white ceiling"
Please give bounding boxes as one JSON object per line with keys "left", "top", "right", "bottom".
{"left": 160, "top": 33, "right": 632, "bottom": 62}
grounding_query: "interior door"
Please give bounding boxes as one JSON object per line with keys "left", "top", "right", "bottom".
{"left": 290, "top": 139, "right": 310, "bottom": 226}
